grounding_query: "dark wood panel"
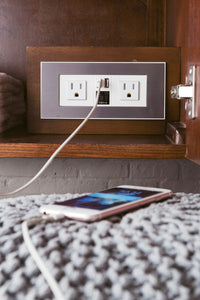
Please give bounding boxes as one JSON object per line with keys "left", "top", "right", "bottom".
{"left": 166, "top": 0, "right": 200, "bottom": 164}
{"left": 27, "top": 46, "right": 180, "bottom": 134}
{"left": 0, "top": 0, "right": 166, "bottom": 81}
{"left": 0, "top": 0, "right": 185, "bottom": 159}
{"left": 147, "top": 0, "right": 165, "bottom": 46}
{"left": 0, "top": 0, "right": 149, "bottom": 81}
{"left": 0, "top": 126, "right": 170, "bottom": 144}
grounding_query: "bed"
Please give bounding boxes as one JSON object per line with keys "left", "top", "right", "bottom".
{"left": 0, "top": 192, "right": 199, "bottom": 299}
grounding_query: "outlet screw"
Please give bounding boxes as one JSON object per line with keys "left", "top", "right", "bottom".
{"left": 170, "top": 87, "right": 177, "bottom": 98}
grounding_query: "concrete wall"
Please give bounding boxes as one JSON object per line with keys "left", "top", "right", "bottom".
{"left": 0, "top": 158, "right": 200, "bottom": 197}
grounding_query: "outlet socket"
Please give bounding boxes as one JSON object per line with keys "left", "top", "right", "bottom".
{"left": 60, "top": 76, "right": 89, "bottom": 106}
{"left": 66, "top": 80, "right": 86, "bottom": 100}
{"left": 120, "top": 81, "right": 139, "bottom": 100}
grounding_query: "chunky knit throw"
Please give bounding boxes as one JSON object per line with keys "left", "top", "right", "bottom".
{"left": 0, "top": 192, "right": 200, "bottom": 300}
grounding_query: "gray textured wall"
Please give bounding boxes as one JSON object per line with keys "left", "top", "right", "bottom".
{"left": 0, "top": 158, "right": 200, "bottom": 197}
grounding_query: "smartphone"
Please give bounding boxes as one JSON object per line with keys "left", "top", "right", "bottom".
{"left": 40, "top": 185, "right": 172, "bottom": 222}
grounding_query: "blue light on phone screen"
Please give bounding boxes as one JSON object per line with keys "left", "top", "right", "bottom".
{"left": 77, "top": 193, "right": 141, "bottom": 206}
{"left": 55, "top": 188, "right": 159, "bottom": 211}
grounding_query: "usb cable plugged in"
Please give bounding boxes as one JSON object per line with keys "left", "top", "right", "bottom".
{"left": 0, "top": 79, "right": 103, "bottom": 197}
{"left": 96, "top": 77, "right": 110, "bottom": 105}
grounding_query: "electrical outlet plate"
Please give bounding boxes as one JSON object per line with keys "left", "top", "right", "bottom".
{"left": 41, "top": 62, "right": 166, "bottom": 119}
{"left": 59, "top": 74, "right": 147, "bottom": 107}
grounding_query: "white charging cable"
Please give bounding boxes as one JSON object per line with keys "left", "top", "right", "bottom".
{"left": 22, "top": 215, "right": 66, "bottom": 300}
{"left": 22, "top": 80, "right": 103, "bottom": 299}
{"left": 0, "top": 79, "right": 103, "bottom": 197}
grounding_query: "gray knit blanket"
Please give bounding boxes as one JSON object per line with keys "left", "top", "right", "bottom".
{"left": 0, "top": 192, "right": 200, "bottom": 300}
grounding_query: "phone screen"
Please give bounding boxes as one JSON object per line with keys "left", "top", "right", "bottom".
{"left": 55, "top": 187, "right": 161, "bottom": 211}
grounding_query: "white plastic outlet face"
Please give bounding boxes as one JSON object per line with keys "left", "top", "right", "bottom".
{"left": 66, "top": 80, "right": 86, "bottom": 100}
{"left": 60, "top": 75, "right": 147, "bottom": 107}
{"left": 41, "top": 62, "right": 166, "bottom": 119}
{"left": 120, "top": 81, "right": 139, "bottom": 100}
{"left": 60, "top": 76, "right": 88, "bottom": 106}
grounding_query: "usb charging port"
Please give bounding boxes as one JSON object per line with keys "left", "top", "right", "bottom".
{"left": 104, "top": 78, "right": 109, "bottom": 88}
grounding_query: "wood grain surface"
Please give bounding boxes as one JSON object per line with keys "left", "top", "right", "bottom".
{"left": 0, "top": 0, "right": 150, "bottom": 81}
{"left": 166, "top": 0, "right": 200, "bottom": 164}
{"left": 0, "top": 129, "right": 186, "bottom": 158}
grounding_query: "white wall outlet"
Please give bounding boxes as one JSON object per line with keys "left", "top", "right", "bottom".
{"left": 120, "top": 81, "right": 139, "bottom": 100}
{"left": 66, "top": 80, "right": 86, "bottom": 100}
{"left": 60, "top": 75, "right": 91, "bottom": 106}
{"left": 112, "top": 75, "right": 147, "bottom": 107}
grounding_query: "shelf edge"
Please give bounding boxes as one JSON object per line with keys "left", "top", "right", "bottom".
{"left": 0, "top": 143, "right": 186, "bottom": 159}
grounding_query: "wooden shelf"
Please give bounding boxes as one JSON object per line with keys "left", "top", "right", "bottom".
{"left": 0, "top": 127, "right": 186, "bottom": 158}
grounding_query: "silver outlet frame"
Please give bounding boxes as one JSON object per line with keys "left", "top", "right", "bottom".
{"left": 41, "top": 62, "right": 166, "bottom": 120}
